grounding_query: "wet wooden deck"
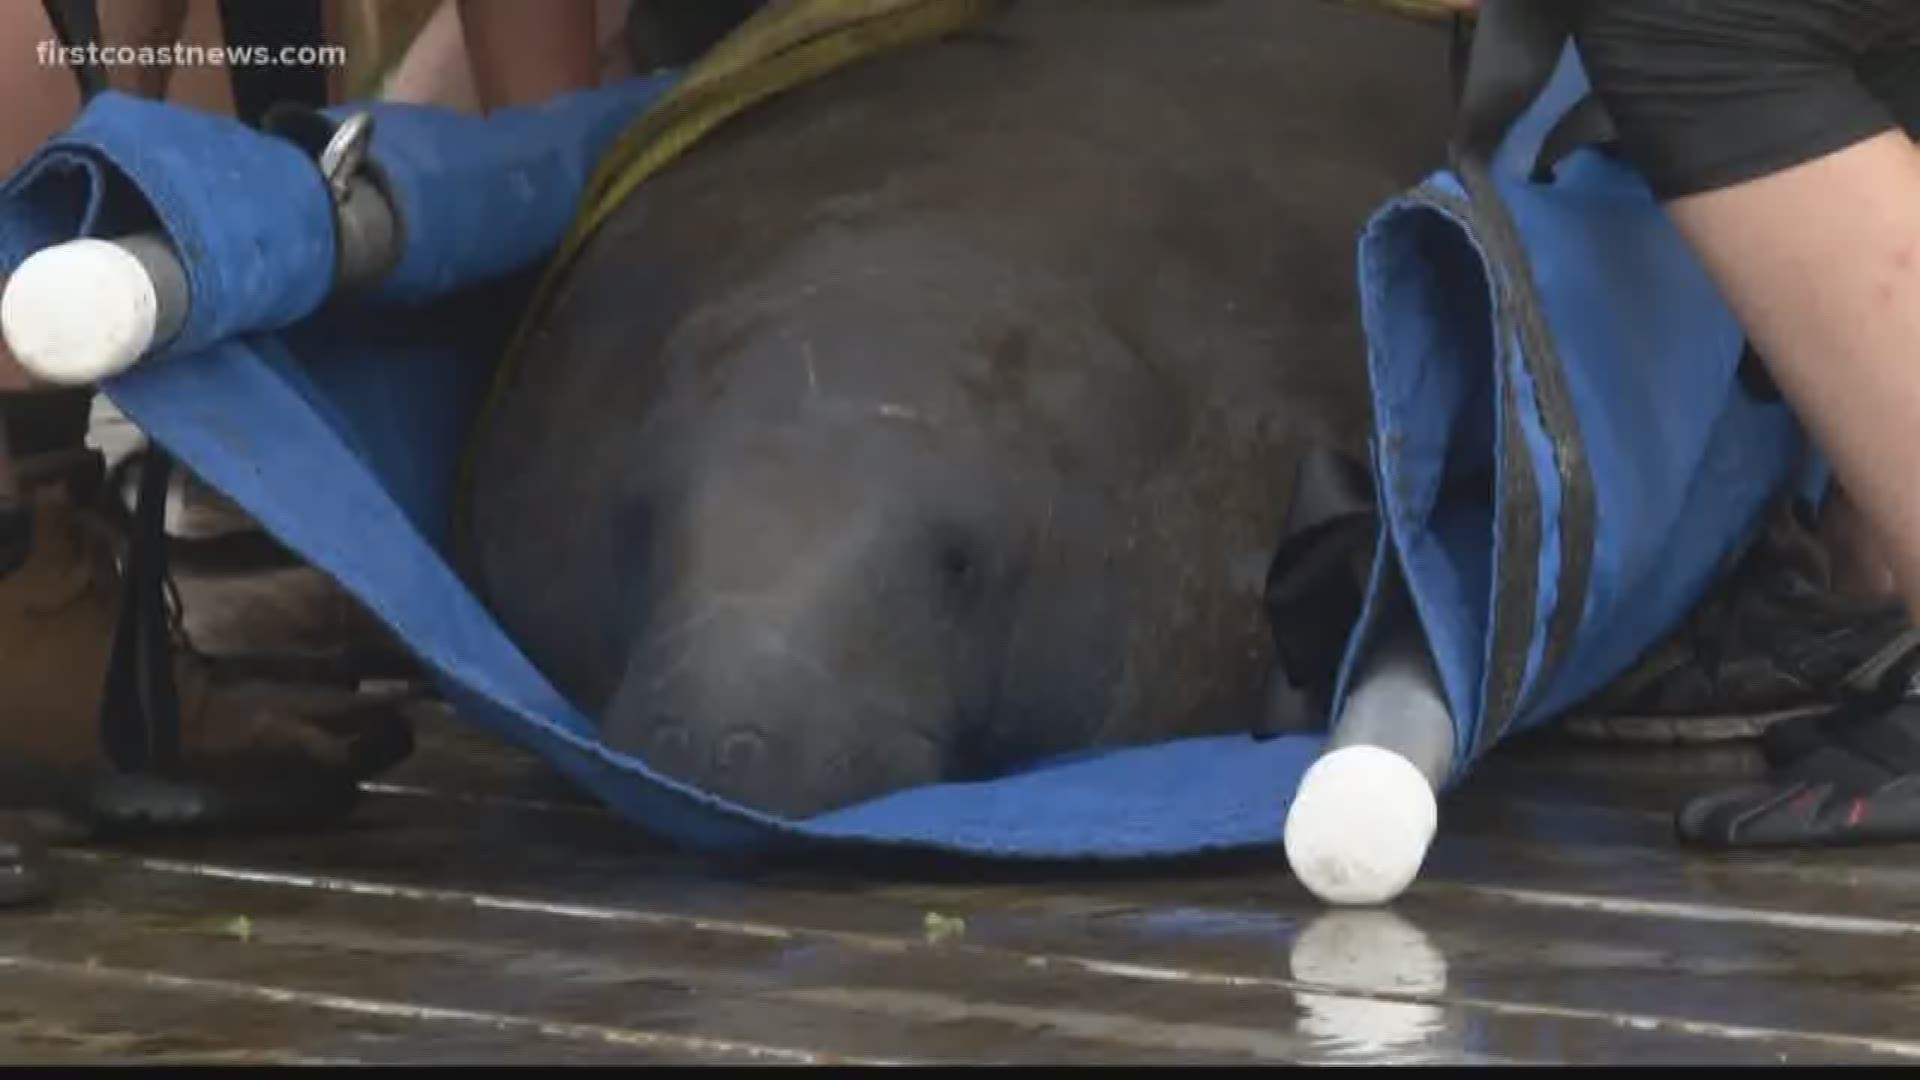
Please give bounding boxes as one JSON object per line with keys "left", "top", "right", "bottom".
{"left": 7, "top": 702, "right": 1920, "bottom": 1065}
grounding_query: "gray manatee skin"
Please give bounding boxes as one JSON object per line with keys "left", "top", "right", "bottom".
{"left": 460, "top": 0, "right": 1456, "bottom": 819}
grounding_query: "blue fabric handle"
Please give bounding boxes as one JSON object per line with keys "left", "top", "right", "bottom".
{"left": 1343, "top": 47, "right": 1821, "bottom": 781}
{"left": 326, "top": 78, "right": 678, "bottom": 306}
{"left": 0, "top": 91, "right": 336, "bottom": 364}
{"left": 0, "top": 76, "right": 681, "bottom": 367}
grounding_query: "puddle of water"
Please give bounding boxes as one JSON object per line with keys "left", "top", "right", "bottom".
{"left": 1288, "top": 910, "right": 1449, "bottom": 1059}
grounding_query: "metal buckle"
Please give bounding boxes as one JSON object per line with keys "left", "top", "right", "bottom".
{"left": 316, "top": 110, "right": 375, "bottom": 207}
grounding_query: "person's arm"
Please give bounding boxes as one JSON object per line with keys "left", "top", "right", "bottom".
{"left": 1666, "top": 133, "right": 1920, "bottom": 617}
{"left": 457, "top": 0, "right": 599, "bottom": 111}
{"left": 1444, "top": 0, "right": 1920, "bottom": 620}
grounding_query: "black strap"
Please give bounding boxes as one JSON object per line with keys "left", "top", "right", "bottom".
{"left": 1446, "top": 1, "right": 1601, "bottom": 754}
{"left": 1453, "top": 7, "right": 1620, "bottom": 185}
{"left": 217, "top": 0, "right": 329, "bottom": 129}
{"left": 101, "top": 448, "right": 302, "bottom": 575}
{"left": 1447, "top": 13, "right": 1474, "bottom": 106}
{"left": 1449, "top": 8, "right": 1623, "bottom": 182}
{"left": 1450, "top": 1, "right": 1581, "bottom": 166}
{"left": 1530, "top": 92, "right": 1619, "bottom": 183}
{"left": 98, "top": 450, "right": 182, "bottom": 772}
{"left": 1257, "top": 447, "right": 1379, "bottom": 738}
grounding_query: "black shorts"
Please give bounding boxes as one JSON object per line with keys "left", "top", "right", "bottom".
{"left": 1570, "top": 0, "right": 1920, "bottom": 201}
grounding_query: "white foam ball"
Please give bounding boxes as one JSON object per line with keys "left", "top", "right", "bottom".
{"left": 2, "top": 238, "right": 160, "bottom": 385}
{"left": 1284, "top": 744, "right": 1438, "bottom": 907}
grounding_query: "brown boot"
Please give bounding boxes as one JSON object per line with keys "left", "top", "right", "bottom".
{"left": 0, "top": 451, "right": 413, "bottom": 828}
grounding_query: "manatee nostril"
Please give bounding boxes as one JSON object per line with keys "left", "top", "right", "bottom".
{"left": 650, "top": 725, "right": 693, "bottom": 762}
{"left": 717, "top": 729, "right": 767, "bottom": 774}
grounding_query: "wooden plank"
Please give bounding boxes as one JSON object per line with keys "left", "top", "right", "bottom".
{"left": 16, "top": 704, "right": 1920, "bottom": 1063}
{"left": 2, "top": 862, "right": 1259, "bottom": 1065}
{"left": 17, "top": 854, "right": 1909, "bottom": 1065}
{"left": 0, "top": 956, "right": 776, "bottom": 1065}
{"left": 41, "top": 786, "right": 1920, "bottom": 1064}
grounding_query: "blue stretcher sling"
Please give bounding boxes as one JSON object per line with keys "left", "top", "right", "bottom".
{"left": 1324, "top": 17, "right": 1825, "bottom": 783}
{"left": 0, "top": 14, "right": 1820, "bottom": 861}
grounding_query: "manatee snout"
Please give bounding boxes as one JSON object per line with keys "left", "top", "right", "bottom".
{"left": 597, "top": 432, "right": 1023, "bottom": 818}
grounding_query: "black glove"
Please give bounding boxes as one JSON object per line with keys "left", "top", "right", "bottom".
{"left": 1676, "top": 693, "right": 1920, "bottom": 849}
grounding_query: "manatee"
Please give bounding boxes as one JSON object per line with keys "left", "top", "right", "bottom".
{"left": 460, "top": 0, "right": 1456, "bottom": 818}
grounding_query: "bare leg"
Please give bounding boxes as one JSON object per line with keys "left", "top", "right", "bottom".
{"left": 456, "top": 0, "right": 599, "bottom": 111}
{"left": 377, "top": 0, "right": 481, "bottom": 110}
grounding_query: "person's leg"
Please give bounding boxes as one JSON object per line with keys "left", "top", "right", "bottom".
{"left": 1756, "top": 45, "right": 1920, "bottom": 605}
{"left": 379, "top": 0, "right": 632, "bottom": 112}
{"left": 1816, "top": 45, "right": 1920, "bottom": 604}
{"left": 375, "top": 0, "right": 481, "bottom": 110}
{"left": 1676, "top": 142, "right": 1920, "bottom": 598}
{"left": 456, "top": 0, "right": 599, "bottom": 111}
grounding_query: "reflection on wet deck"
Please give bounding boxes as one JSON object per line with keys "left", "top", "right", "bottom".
{"left": 5, "top": 708, "right": 1919, "bottom": 1065}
